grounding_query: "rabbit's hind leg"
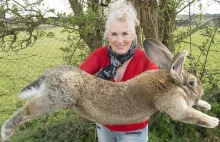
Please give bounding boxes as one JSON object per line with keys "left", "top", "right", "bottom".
{"left": 1, "top": 94, "right": 73, "bottom": 140}
{"left": 1, "top": 99, "right": 46, "bottom": 140}
{"left": 1, "top": 109, "right": 24, "bottom": 141}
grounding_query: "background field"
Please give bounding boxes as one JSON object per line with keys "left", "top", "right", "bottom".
{"left": 0, "top": 28, "right": 67, "bottom": 125}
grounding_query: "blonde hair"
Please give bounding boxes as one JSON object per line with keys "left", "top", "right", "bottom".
{"left": 104, "top": 1, "right": 139, "bottom": 43}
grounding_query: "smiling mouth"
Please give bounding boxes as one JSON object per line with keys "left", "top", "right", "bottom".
{"left": 116, "top": 45, "right": 125, "bottom": 49}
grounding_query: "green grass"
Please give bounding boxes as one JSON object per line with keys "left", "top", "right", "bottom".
{"left": 0, "top": 27, "right": 75, "bottom": 125}
{"left": 174, "top": 26, "right": 220, "bottom": 89}
{"left": 10, "top": 115, "right": 96, "bottom": 142}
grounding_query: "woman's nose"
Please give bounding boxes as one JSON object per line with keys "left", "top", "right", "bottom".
{"left": 116, "top": 35, "right": 124, "bottom": 43}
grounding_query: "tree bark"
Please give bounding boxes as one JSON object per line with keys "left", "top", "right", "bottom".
{"left": 130, "top": 0, "right": 176, "bottom": 52}
{"left": 130, "top": 0, "right": 159, "bottom": 47}
{"left": 68, "top": 0, "right": 103, "bottom": 50}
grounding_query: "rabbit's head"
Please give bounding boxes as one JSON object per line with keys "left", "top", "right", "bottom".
{"left": 143, "top": 39, "right": 203, "bottom": 103}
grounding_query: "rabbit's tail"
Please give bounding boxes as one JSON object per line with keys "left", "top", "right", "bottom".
{"left": 18, "top": 76, "right": 45, "bottom": 99}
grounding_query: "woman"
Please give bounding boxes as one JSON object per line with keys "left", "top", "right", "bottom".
{"left": 79, "top": 1, "right": 158, "bottom": 142}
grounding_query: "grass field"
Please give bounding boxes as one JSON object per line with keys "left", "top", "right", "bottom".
{"left": 0, "top": 27, "right": 80, "bottom": 126}
{"left": 174, "top": 26, "right": 220, "bottom": 90}
{"left": 0, "top": 26, "right": 219, "bottom": 141}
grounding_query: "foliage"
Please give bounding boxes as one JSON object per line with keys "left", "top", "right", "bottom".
{"left": 60, "top": 37, "right": 90, "bottom": 66}
{"left": 0, "top": 0, "right": 107, "bottom": 51}
{"left": 149, "top": 114, "right": 220, "bottom": 142}
{"left": 174, "top": 16, "right": 220, "bottom": 89}
{"left": 0, "top": 0, "right": 48, "bottom": 51}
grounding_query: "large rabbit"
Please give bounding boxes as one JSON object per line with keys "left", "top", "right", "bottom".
{"left": 1, "top": 39, "right": 219, "bottom": 141}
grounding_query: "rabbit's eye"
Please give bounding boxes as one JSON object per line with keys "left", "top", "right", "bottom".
{"left": 188, "top": 81, "right": 195, "bottom": 87}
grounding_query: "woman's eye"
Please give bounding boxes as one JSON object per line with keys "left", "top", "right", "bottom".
{"left": 111, "top": 33, "right": 117, "bottom": 36}
{"left": 122, "top": 32, "right": 128, "bottom": 36}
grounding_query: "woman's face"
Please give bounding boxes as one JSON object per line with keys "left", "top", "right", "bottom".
{"left": 107, "top": 20, "right": 134, "bottom": 55}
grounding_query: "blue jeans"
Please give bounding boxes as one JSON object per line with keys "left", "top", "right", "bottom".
{"left": 96, "top": 123, "right": 148, "bottom": 142}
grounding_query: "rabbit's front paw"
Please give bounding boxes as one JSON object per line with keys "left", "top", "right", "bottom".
{"left": 194, "top": 100, "right": 211, "bottom": 111}
{"left": 201, "top": 101, "right": 211, "bottom": 111}
{"left": 207, "top": 117, "right": 219, "bottom": 128}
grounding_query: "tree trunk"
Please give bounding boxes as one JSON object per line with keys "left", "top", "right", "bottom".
{"left": 129, "top": 0, "right": 176, "bottom": 52}
{"left": 130, "top": 0, "right": 159, "bottom": 47}
{"left": 68, "top": 0, "right": 104, "bottom": 50}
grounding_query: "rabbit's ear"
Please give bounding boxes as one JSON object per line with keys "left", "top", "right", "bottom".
{"left": 143, "top": 38, "right": 174, "bottom": 69}
{"left": 170, "top": 50, "right": 188, "bottom": 84}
